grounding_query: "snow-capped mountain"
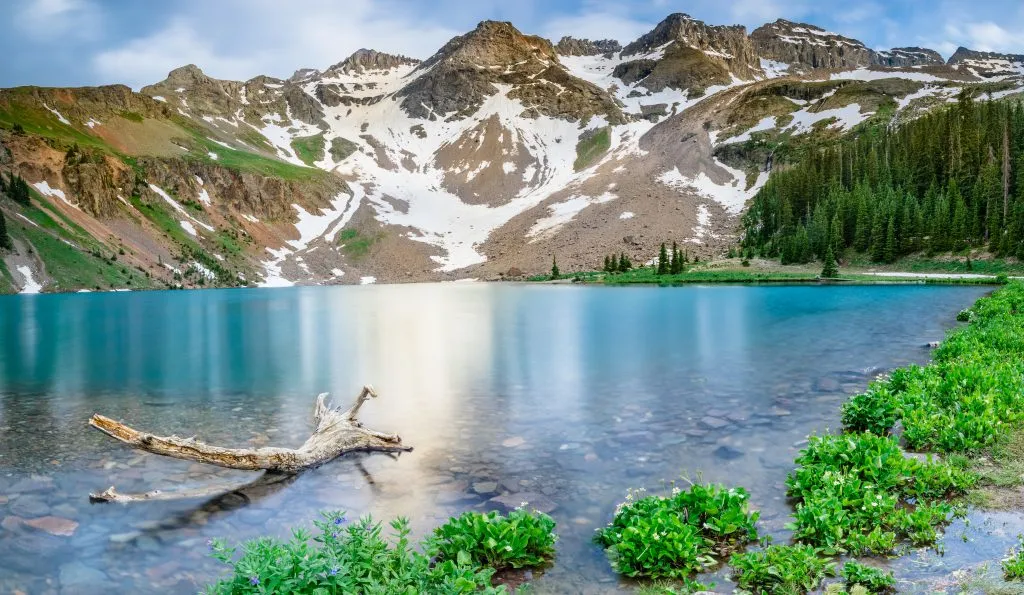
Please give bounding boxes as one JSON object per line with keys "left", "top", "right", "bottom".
{"left": 2, "top": 13, "right": 1023, "bottom": 292}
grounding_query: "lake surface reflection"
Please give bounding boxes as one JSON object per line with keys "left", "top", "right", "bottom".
{"left": 0, "top": 284, "right": 993, "bottom": 593}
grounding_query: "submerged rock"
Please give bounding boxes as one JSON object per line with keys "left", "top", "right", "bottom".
{"left": 700, "top": 416, "right": 730, "bottom": 429}
{"left": 713, "top": 445, "right": 745, "bottom": 460}
{"left": 24, "top": 516, "right": 78, "bottom": 537}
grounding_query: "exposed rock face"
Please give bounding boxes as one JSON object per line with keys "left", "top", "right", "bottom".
{"left": 398, "top": 21, "right": 624, "bottom": 124}
{"left": 751, "top": 20, "right": 874, "bottom": 69}
{"left": 616, "top": 13, "right": 759, "bottom": 93}
{"left": 948, "top": 47, "right": 1024, "bottom": 78}
{"left": 876, "top": 47, "right": 945, "bottom": 68}
{"left": 555, "top": 36, "right": 622, "bottom": 57}
{"left": 323, "top": 49, "right": 420, "bottom": 75}
{"left": 752, "top": 20, "right": 944, "bottom": 71}
{"left": 142, "top": 65, "right": 326, "bottom": 130}
{"left": 137, "top": 157, "right": 348, "bottom": 221}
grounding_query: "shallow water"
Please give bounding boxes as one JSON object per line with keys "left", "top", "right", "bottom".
{"left": 0, "top": 284, "right": 999, "bottom": 593}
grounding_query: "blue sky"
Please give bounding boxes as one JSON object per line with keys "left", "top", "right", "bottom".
{"left": 3, "top": 0, "right": 1024, "bottom": 89}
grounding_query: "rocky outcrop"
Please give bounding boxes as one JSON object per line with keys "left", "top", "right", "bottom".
{"left": 751, "top": 20, "right": 874, "bottom": 69}
{"left": 323, "top": 49, "right": 420, "bottom": 75}
{"left": 143, "top": 65, "right": 326, "bottom": 131}
{"left": 137, "top": 158, "right": 347, "bottom": 221}
{"left": 947, "top": 47, "right": 1024, "bottom": 78}
{"left": 617, "top": 13, "right": 760, "bottom": 92}
{"left": 555, "top": 37, "right": 622, "bottom": 57}
{"left": 875, "top": 47, "right": 944, "bottom": 68}
{"left": 398, "top": 21, "right": 624, "bottom": 123}
{"left": 752, "top": 20, "right": 944, "bottom": 71}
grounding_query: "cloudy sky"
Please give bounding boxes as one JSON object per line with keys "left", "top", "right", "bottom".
{"left": 3, "top": 0, "right": 1024, "bottom": 89}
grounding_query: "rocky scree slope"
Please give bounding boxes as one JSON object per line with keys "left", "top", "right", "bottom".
{"left": 1, "top": 15, "right": 1022, "bottom": 292}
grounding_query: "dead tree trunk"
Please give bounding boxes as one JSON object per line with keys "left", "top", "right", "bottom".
{"left": 89, "top": 386, "right": 411, "bottom": 503}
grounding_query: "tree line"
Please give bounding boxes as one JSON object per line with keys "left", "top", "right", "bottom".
{"left": 0, "top": 173, "right": 31, "bottom": 250}
{"left": 742, "top": 96, "right": 1024, "bottom": 263}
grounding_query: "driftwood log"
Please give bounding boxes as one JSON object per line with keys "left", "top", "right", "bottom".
{"left": 89, "top": 386, "right": 411, "bottom": 503}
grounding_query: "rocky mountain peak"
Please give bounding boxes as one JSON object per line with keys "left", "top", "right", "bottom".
{"left": 875, "top": 47, "right": 945, "bottom": 67}
{"left": 288, "top": 68, "right": 321, "bottom": 83}
{"left": 948, "top": 46, "right": 1024, "bottom": 64}
{"left": 555, "top": 36, "right": 622, "bottom": 57}
{"left": 615, "top": 13, "right": 759, "bottom": 91}
{"left": 420, "top": 20, "right": 559, "bottom": 71}
{"left": 161, "top": 64, "right": 214, "bottom": 88}
{"left": 750, "top": 19, "right": 874, "bottom": 70}
{"left": 398, "top": 20, "right": 622, "bottom": 123}
{"left": 751, "top": 21, "right": 943, "bottom": 71}
{"left": 325, "top": 49, "right": 420, "bottom": 75}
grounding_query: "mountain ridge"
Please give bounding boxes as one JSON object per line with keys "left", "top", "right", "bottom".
{"left": 1, "top": 12, "right": 1022, "bottom": 293}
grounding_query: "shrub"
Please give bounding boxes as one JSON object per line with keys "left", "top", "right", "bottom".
{"left": 785, "top": 433, "right": 973, "bottom": 554}
{"left": 595, "top": 483, "right": 759, "bottom": 579}
{"left": 1004, "top": 538, "right": 1024, "bottom": 581}
{"left": 729, "top": 544, "right": 835, "bottom": 594}
{"left": 205, "top": 511, "right": 509, "bottom": 594}
{"left": 841, "top": 561, "right": 896, "bottom": 593}
{"left": 429, "top": 508, "right": 557, "bottom": 571}
{"left": 842, "top": 284, "right": 1024, "bottom": 454}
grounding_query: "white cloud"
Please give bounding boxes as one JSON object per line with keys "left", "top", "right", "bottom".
{"left": 17, "top": 0, "right": 99, "bottom": 40}
{"left": 541, "top": 10, "right": 652, "bottom": 45}
{"left": 960, "top": 21, "right": 1024, "bottom": 53}
{"left": 91, "top": 0, "right": 460, "bottom": 88}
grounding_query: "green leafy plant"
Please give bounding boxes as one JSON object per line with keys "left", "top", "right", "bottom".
{"left": 1004, "top": 537, "right": 1024, "bottom": 581}
{"left": 841, "top": 561, "right": 895, "bottom": 593}
{"left": 595, "top": 483, "right": 759, "bottom": 579}
{"left": 205, "top": 511, "right": 515, "bottom": 594}
{"left": 729, "top": 544, "right": 835, "bottom": 594}
{"left": 429, "top": 508, "right": 558, "bottom": 571}
{"left": 785, "top": 432, "right": 973, "bottom": 554}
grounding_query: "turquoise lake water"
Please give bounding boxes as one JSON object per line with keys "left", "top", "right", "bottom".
{"left": 0, "top": 284, "right": 1000, "bottom": 592}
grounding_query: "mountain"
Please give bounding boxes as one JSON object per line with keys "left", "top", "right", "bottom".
{"left": 1, "top": 15, "right": 1023, "bottom": 293}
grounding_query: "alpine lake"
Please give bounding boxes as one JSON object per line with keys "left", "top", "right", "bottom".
{"left": 0, "top": 283, "right": 1016, "bottom": 594}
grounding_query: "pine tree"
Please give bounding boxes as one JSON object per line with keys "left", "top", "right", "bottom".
{"left": 821, "top": 246, "right": 839, "bottom": 278}
{"left": 618, "top": 252, "right": 632, "bottom": 272}
{"left": 550, "top": 256, "right": 560, "bottom": 279}
{"left": 609, "top": 253, "right": 619, "bottom": 273}
{"left": 884, "top": 215, "right": 898, "bottom": 263}
{"left": 0, "top": 209, "right": 11, "bottom": 250}
{"left": 603, "top": 255, "right": 611, "bottom": 273}
{"left": 670, "top": 241, "right": 680, "bottom": 274}
{"left": 657, "top": 243, "right": 668, "bottom": 275}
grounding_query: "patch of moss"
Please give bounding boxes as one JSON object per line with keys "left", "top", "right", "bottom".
{"left": 574, "top": 126, "right": 611, "bottom": 171}
{"left": 291, "top": 134, "right": 326, "bottom": 166}
{"left": 329, "top": 136, "right": 359, "bottom": 162}
{"left": 338, "top": 228, "right": 377, "bottom": 258}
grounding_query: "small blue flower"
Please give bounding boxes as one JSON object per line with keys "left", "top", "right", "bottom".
{"left": 249, "top": 576, "right": 260, "bottom": 586}
{"left": 331, "top": 532, "right": 339, "bottom": 539}
{"left": 334, "top": 517, "right": 346, "bottom": 526}
{"left": 330, "top": 567, "right": 339, "bottom": 576}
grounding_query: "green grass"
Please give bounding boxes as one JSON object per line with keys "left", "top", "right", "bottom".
{"left": 574, "top": 127, "right": 611, "bottom": 171}
{"left": 11, "top": 223, "right": 149, "bottom": 292}
{"left": 338, "top": 228, "right": 377, "bottom": 258}
{"left": 290, "top": 134, "right": 326, "bottom": 166}
{"left": 0, "top": 260, "right": 14, "bottom": 294}
{"left": 0, "top": 99, "right": 111, "bottom": 151}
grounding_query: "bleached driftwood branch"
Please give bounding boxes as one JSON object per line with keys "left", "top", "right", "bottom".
{"left": 89, "top": 386, "right": 410, "bottom": 503}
